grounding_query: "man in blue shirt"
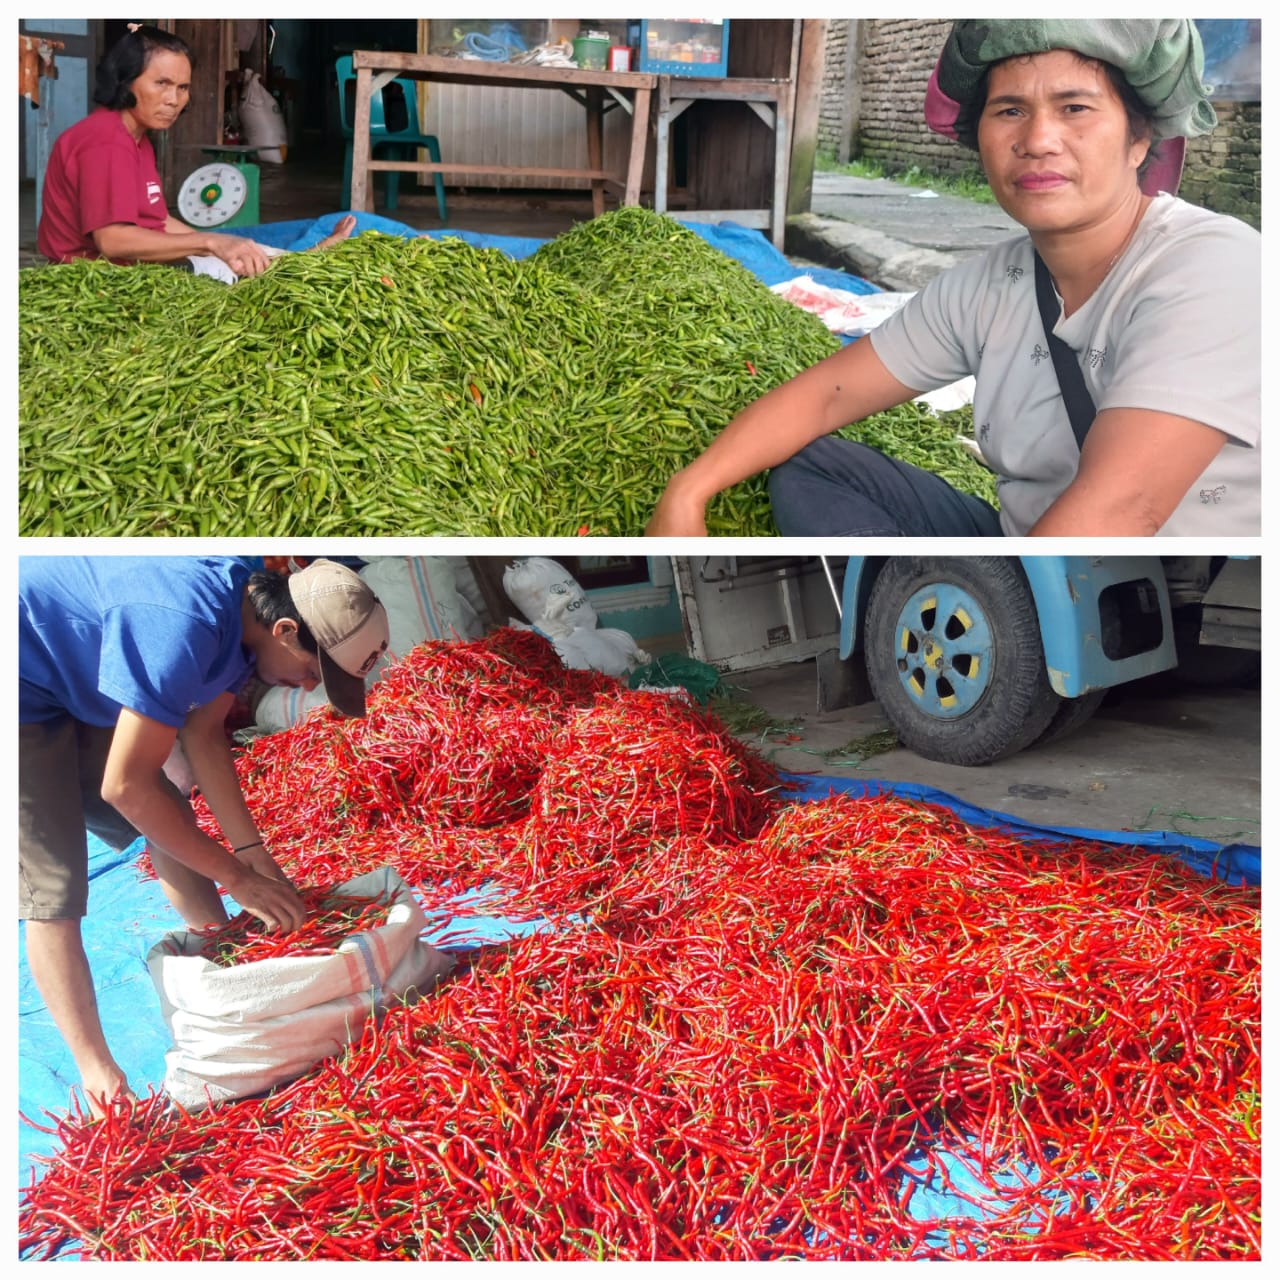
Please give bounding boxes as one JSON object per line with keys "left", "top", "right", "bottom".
{"left": 19, "top": 557, "right": 389, "bottom": 1116}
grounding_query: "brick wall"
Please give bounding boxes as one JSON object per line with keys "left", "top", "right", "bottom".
{"left": 855, "top": 19, "right": 962, "bottom": 174}
{"left": 819, "top": 19, "right": 1261, "bottom": 228}
{"left": 1179, "top": 101, "right": 1260, "bottom": 228}
{"left": 817, "top": 19, "right": 850, "bottom": 155}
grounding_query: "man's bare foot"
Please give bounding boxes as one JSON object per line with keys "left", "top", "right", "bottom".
{"left": 311, "top": 214, "right": 358, "bottom": 252}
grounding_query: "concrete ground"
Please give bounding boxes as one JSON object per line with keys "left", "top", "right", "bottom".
{"left": 789, "top": 170, "right": 1020, "bottom": 289}
{"left": 721, "top": 659, "right": 1261, "bottom": 848}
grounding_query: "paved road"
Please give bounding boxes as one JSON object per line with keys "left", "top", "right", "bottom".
{"left": 788, "top": 171, "right": 1022, "bottom": 290}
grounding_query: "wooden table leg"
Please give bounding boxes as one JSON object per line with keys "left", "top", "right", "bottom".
{"left": 653, "top": 78, "right": 670, "bottom": 214}
{"left": 351, "top": 67, "right": 373, "bottom": 214}
{"left": 623, "top": 85, "right": 651, "bottom": 207}
{"left": 770, "top": 86, "right": 794, "bottom": 250}
{"left": 586, "top": 86, "right": 604, "bottom": 217}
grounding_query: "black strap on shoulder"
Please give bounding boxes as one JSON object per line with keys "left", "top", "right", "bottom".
{"left": 1033, "top": 251, "right": 1097, "bottom": 451}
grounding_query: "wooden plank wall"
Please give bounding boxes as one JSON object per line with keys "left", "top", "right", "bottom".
{"left": 684, "top": 19, "right": 797, "bottom": 211}
{"left": 160, "top": 19, "right": 225, "bottom": 197}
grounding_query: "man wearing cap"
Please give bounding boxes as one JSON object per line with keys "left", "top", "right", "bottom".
{"left": 18, "top": 556, "right": 389, "bottom": 1116}
{"left": 646, "top": 18, "right": 1259, "bottom": 538}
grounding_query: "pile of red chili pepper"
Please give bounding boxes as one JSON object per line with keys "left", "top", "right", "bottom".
{"left": 20, "top": 632, "right": 1260, "bottom": 1260}
{"left": 188, "top": 886, "right": 388, "bottom": 968}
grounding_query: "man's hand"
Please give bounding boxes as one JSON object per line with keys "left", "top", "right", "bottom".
{"left": 222, "top": 857, "right": 306, "bottom": 934}
{"left": 83, "top": 1074, "right": 137, "bottom": 1122}
{"left": 204, "top": 231, "right": 271, "bottom": 278}
{"left": 236, "top": 841, "right": 296, "bottom": 888}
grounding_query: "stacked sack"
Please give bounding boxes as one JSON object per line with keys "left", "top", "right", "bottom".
{"left": 503, "top": 558, "right": 651, "bottom": 680}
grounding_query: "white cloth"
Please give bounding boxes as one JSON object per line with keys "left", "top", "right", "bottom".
{"left": 868, "top": 195, "right": 1260, "bottom": 536}
{"left": 187, "top": 254, "right": 238, "bottom": 284}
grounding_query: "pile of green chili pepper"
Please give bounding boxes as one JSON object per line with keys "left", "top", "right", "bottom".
{"left": 19, "top": 633, "right": 1258, "bottom": 1260}
{"left": 18, "top": 210, "right": 995, "bottom": 536}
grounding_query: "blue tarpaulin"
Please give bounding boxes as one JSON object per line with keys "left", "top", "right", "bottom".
{"left": 17, "top": 773, "right": 1259, "bottom": 1198}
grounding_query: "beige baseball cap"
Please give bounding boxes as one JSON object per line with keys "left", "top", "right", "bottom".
{"left": 286, "top": 559, "right": 389, "bottom": 717}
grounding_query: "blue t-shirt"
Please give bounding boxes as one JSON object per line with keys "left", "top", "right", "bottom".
{"left": 19, "top": 557, "right": 257, "bottom": 728}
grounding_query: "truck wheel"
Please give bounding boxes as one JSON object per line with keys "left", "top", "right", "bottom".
{"left": 864, "top": 557, "right": 1060, "bottom": 766}
{"left": 1030, "top": 689, "right": 1107, "bottom": 749}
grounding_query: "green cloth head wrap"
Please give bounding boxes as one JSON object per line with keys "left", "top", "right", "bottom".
{"left": 936, "top": 19, "right": 1217, "bottom": 141}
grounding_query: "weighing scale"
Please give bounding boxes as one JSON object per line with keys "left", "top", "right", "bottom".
{"left": 176, "top": 145, "right": 263, "bottom": 229}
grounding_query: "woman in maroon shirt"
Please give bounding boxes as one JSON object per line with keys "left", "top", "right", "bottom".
{"left": 38, "top": 26, "right": 351, "bottom": 282}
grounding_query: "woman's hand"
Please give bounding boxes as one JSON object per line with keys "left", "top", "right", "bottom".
{"left": 1028, "top": 407, "right": 1230, "bottom": 535}
{"left": 204, "top": 231, "right": 271, "bottom": 278}
{"left": 645, "top": 482, "right": 709, "bottom": 536}
{"left": 644, "top": 341, "right": 918, "bottom": 535}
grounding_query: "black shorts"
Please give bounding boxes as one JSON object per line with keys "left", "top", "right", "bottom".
{"left": 18, "top": 717, "right": 179, "bottom": 919}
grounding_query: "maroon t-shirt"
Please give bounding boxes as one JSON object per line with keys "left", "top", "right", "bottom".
{"left": 37, "top": 108, "right": 169, "bottom": 263}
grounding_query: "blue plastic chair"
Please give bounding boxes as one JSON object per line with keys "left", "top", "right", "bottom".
{"left": 336, "top": 55, "right": 447, "bottom": 221}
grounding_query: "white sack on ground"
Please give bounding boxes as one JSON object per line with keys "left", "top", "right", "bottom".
{"left": 147, "top": 866, "right": 453, "bottom": 1110}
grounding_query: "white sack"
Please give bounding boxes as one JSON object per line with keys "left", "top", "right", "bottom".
{"left": 147, "top": 866, "right": 453, "bottom": 1110}
{"left": 239, "top": 70, "right": 288, "bottom": 163}
{"left": 503, "top": 557, "right": 598, "bottom": 638}
{"left": 555, "top": 627, "right": 651, "bottom": 679}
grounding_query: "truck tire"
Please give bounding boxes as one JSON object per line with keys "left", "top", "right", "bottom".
{"left": 864, "top": 557, "right": 1060, "bottom": 766}
{"left": 1029, "top": 688, "right": 1107, "bottom": 749}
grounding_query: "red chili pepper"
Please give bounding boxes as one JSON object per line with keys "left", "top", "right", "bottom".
{"left": 23, "top": 633, "right": 1259, "bottom": 1262}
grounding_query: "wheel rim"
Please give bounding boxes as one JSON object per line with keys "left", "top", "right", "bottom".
{"left": 892, "top": 582, "right": 995, "bottom": 719}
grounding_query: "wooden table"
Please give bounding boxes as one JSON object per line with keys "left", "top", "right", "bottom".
{"left": 651, "top": 76, "right": 795, "bottom": 249}
{"left": 349, "top": 51, "right": 658, "bottom": 218}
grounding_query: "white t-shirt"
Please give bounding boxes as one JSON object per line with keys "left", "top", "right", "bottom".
{"left": 869, "top": 195, "right": 1260, "bottom": 536}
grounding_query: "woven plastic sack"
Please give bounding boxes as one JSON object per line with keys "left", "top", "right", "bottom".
{"left": 239, "top": 70, "right": 288, "bottom": 163}
{"left": 503, "top": 557, "right": 598, "bottom": 638}
{"left": 555, "top": 626, "right": 651, "bottom": 678}
{"left": 147, "top": 866, "right": 453, "bottom": 1110}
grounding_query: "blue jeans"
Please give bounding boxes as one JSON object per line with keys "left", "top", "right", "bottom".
{"left": 768, "top": 438, "right": 1003, "bottom": 537}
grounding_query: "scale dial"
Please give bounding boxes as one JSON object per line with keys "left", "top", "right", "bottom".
{"left": 177, "top": 163, "right": 249, "bottom": 227}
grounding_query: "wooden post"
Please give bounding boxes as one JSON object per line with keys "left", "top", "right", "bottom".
{"left": 788, "top": 18, "right": 828, "bottom": 218}
{"left": 839, "top": 19, "right": 864, "bottom": 165}
{"left": 624, "top": 85, "right": 652, "bottom": 207}
{"left": 586, "top": 85, "right": 605, "bottom": 216}
{"left": 653, "top": 77, "right": 672, "bottom": 214}
{"left": 350, "top": 65, "right": 373, "bottom": 213}
{"left": 466, "top": 558, "right": 526, "bottom": 627}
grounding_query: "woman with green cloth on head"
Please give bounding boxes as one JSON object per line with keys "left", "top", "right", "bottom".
{"left": 646, "top": 19, "right": 1260, "bottom": 538}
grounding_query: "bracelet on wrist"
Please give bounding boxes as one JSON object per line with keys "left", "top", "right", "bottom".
{"left": 233, "top": 840, "right": 264, "bottom": 854}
